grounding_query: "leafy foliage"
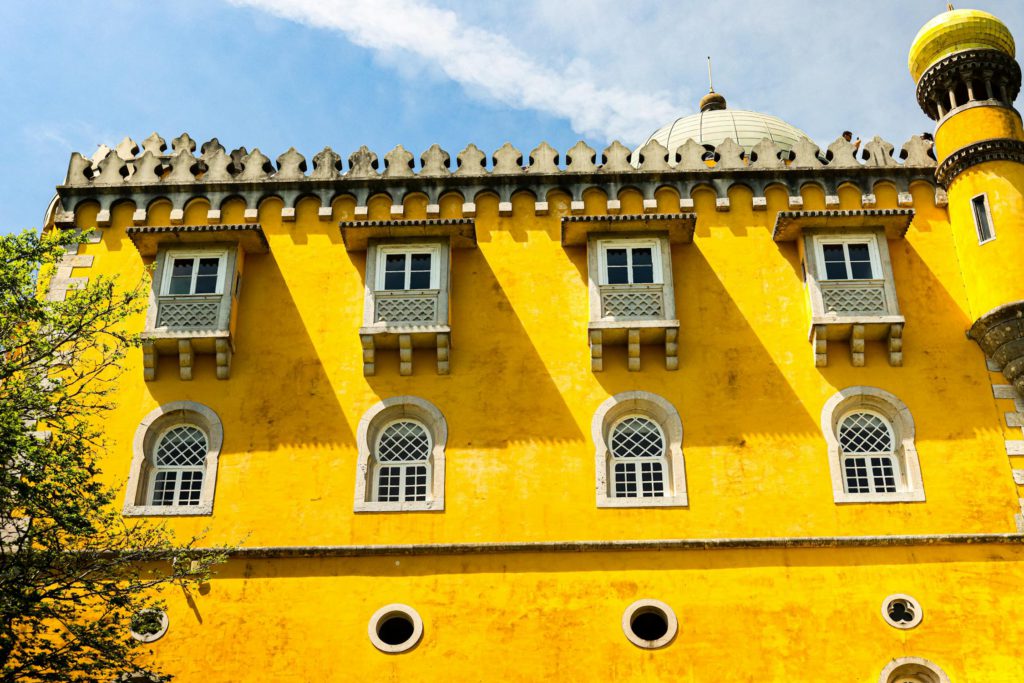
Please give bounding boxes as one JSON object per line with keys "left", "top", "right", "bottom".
{"left": 0, "top": 230, "right": 228, "bottom": 682}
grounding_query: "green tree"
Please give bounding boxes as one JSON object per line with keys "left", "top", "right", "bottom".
{"left": 0, "top": 230, "right": 226, "bottom": 682}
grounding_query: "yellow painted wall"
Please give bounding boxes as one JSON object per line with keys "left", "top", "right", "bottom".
{"left": 137, "top": 545, "right": 1024, "bottom": 682}
{"left": 68, "top": 180, "right": 1016, "bottom": 551}
{"left": 64, "top": 142, "right": 1024, "bottom": 681}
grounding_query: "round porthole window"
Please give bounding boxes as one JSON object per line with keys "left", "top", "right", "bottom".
{"left": 622, "top": 599, "right": 677, "bottom": 649}
{"left": 881, "top": 594, "right": 923, "bottom": 629}
{"left": 368, "top": 604, "right": 423, "bottom": 653}
{"left": 129, "top": 609, "right": 169, "bottom": 643}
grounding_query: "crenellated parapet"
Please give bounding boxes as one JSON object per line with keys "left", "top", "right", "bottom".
{"left": 53, "top": 133, "right": 942, "bottom": 225}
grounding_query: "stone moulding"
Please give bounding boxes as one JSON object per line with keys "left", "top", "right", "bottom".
{"left": 339, "top": 217, "right": 476, "bottom": 252}
{"left": 968, "top": 300, "right": 1024, "bottom": 394}
{"left": 187, "top": 532, "right": 1024, "bottom": 560}
{"left": 772, "top": 208, "right": 914, "bottom": 242}
{"left": 561, "top": 212, "right": 695, "bottom": 246}
{"left": 935, "top": 137, "right": 1024, "bottom": 187}
{"left": 125, "top": 223, "right": 269, "bottom": 256}
{"left": 53, "top": 135, "right": 941, "bottom": 222}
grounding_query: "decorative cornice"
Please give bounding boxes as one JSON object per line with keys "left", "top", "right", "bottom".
{"left": 968, "top": 300, "right": 1024, "bottom": 395}
{"left": 561, "top": 212, "right": 696, "bottom": 246}
{"left": 916, "top": 48, "right": 1021, "bottom": 120}
{"left": 339, "top": 217, "right": 477, "bottom": 251}
{"left": 936, "top": 138, "right": 1024, "bottom": 186}
{"left": 52, "top": 135, "right": 940, "bottom": 221}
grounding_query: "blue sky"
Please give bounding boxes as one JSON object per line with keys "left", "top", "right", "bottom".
{"left": 1, "top": 0, "right": 1022, "bottom": 234}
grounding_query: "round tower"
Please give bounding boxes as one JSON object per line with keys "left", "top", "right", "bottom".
{"left": 910, "top": 7, "right": 1024, "bottom": 392}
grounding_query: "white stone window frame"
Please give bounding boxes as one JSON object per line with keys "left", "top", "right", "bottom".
{"left": 813, "top": 234, "right": 884, "bottom": 282}
{"left": 596, "top": 238, "right": 664, "bottom": 286}
{"left": 123, "top": 401, "right": 224, "bottom": 517}
{"left": 878, "top": 657, "right": 950, "bottom": 683}
{"left": 364, "top": 237, "right": 452, "bottom": 327}
{"left": 587, "top": 233, "right": 676, "bottom": 323}
{"left": 821, "top": 387, "right": 924, "bottom": 504}
{"left": 368, "top": 603, "right": 424, "bottom": 654}
{"left": 355, "top": 396, "right": 447, "bottom": 513}
{"left": 130, "top": 609, "right": 169, "bottom": 643}
{"left": 593, "top": 391, "right": 687, "bottom": 508}
{"left": 621, "top": 599, "right": 678, "bottom": 649}
{"left": 971, "top": 192, "right": 996, "bottom": 245}
{"left": 159, "top": 249, "right": 228, "bottom": 297}
{"left": 373, "top": 243, "right": 443, "bottom": 291}
{"left": 881, "top": 593, "right": 923, "bottom": 630}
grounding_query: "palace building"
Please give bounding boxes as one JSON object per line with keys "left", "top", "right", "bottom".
{"left": 43, "top": 6, "right": 1024, "bottom": 681}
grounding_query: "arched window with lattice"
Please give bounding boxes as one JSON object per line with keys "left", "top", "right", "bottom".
{"left": 149, "top": 424, "right": 208, "bottom": 506}
{"left": 124, "top": 401, "right": 224, "bottom": 517}
{"left": 608, "top": 415, "right": 668, "bottom": 499}
{"left": 592, "top": 392, "right": 687, "bottom": 508}
{"left": 821, "top": 387, "right": 924, "bottom": 503}
{"left": 355, "top": 397, "right": 447, "bottom": 512}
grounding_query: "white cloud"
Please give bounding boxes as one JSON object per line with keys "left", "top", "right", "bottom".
{"left": 226, "top": 0, "right": 684, "bottom": 143}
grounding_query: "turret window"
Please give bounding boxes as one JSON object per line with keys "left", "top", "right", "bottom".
{"left": 971, "top": 193, "right": 995, "bottom": 244}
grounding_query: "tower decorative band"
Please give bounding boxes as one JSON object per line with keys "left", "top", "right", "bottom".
{"left": 934, "top": 137, "right": 1024, "bottom": 186}
{"left": 915, "top": 48, "right": 1021, "bottom": 120}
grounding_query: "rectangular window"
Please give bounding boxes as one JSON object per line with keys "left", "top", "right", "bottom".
{"left": 843, "top": 456, "right": 897, "bottom": 494}
{"left": 376, "top": 246, "right": 440, "bottom": 291}
{"left": 817, "top": 240, "right": 878, "bottom": 280}
{"left": 972, "top": 194, "right": 995, "bottom": 244}
{"left": 162, "top": 253, "right": 225, "bottom": 295}
{"left": 599, "top": 241, "right": 661, "bottom": 285}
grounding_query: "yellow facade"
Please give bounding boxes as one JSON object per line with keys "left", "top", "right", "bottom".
{"left": 47, "top": 7, "right": 1024, "bottom": 682}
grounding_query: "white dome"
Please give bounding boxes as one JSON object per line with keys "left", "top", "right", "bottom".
{"left": 644, "top": 107, "right": 810, "bottom": 155}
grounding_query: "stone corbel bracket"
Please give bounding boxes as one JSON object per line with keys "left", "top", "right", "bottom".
{"left": 969, "top": 301, "right": 1024, "bottom": 395}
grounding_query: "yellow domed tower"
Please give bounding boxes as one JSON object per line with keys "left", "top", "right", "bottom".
{"left": 910, "top": 7, "right": 1024, "bottom": 392}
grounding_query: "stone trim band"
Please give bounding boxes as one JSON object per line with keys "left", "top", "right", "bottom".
{"left": 935, "top": 138, "right": 1024, "bottom": 187}
{"left": 214, "top": 533, "right": 1024, "bottom": 559}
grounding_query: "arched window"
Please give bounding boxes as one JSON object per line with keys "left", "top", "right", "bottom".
{"left": 821, "top": 387, "right": 924, "bottom": 504}
{"left": 608, "top": 416, "right": 668, "bottom": 498}
{"left": 373, "top": 420, "right": 432, "bottom": 503}
{"left": 355, "top": 397, "right": 447, "bottom": 512}
{"left": 838, "top": 411, "right": 898, "bottom": 494}
{"left": 878, "top": 657, "right": 951, "bottom": 683}
{"left": 124, "top": 402, "right": 224, "bottom": 516}
{"left": 592, "top": 392, "right": 687, "bottom": 508}
{"left": 149, "top": 425, "right": 208, "bottom": 506}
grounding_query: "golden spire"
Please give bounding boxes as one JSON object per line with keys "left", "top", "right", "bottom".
{"left": 699, "top": 56, "right": 727, "bottom": 112}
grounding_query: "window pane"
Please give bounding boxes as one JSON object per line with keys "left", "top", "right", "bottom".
{"left": 385, "top": 254, "right": 407, "bottom": 272}
{"left": 178, "top": 470, "right": 204, "bottom": 505}
{"left": 822, "top": 245, "right": 845, "bottom": 262}
{"left": 410, "top": 253, "right": 431, "bottom": 272}
{"left": 610, "top": 417, "right": 665, "bottom": 459}
{"left": 631, "top": 265, "right": 654, "bottom": 284}
{"left": 614, "top": 462, "right": 638, "bottom": 498}
{"left": 377, "top": 466, "right": 401, "bottom": 502}
{"left": 606, "top": 266, "right": 629, "bottom": 284}
{"left": 640, "top": 461, "right": 665, "bottom": 497}
{"left": 870, "top": 456, "right": 897, "bottom": 493}
{"left": 849, "top": 260, "right": 873, "bottom": 279}
{"left": 973, "top": 196, "right": 993, "bottom": 242}
{"left": 844, "top": 457, "right": 870, "bottom": 493}
{"left": 821, "top": 245, "right": 848, "bottom": 280}
{"left": 408, "top": 271, "right": 431, "bottom": 290}
{"left": 151, "top": 471, "right": 177, "bottom": 506}
{"left": 823, "top": 261, "right": 848, "bottom": 280}
{"left": 197, "top": 258, "right": 220, "bottom": 276}
{"left": 194, "top": 275, "right": 218, "bottom": 294}
{"left": 631, "top": 248, "right": 653, "bottom": 266}
{"left": 168, "top": 258, "right": 194, "bottom": 295}
{"left": 383, "top": 272, "right": 406, "bottom": 290}
{"left": 606, "top": 248, "right": 628, "bottom": 266}
{"left": 405, "top": 465, "right": 428, "bottom": 502}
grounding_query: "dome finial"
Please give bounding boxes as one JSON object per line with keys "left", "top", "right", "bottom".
{"left": 700, "top": 56, "right": 727, "bottom": 112}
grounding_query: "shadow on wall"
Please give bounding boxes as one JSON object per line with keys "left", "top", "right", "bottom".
{"left": 592, "top": 237, "right": 820, "bottom": 449}
{"left": 363, "top": 235, "right": 584, "bottom": 448}
{"left": 146, "top": 246, "right": 355, "bottom": 451}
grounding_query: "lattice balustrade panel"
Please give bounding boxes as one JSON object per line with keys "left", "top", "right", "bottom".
{"left": 375, "top": 295, "right": 437, "bottom": 323}
{"left": 157, "top": 300, "right": 220, "bottom": 329}
{"left": 601, "top": 290, "right": 664, "bottom": 318}
{"left": 821, "top": 284, "right": 887, "bottom": 314}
